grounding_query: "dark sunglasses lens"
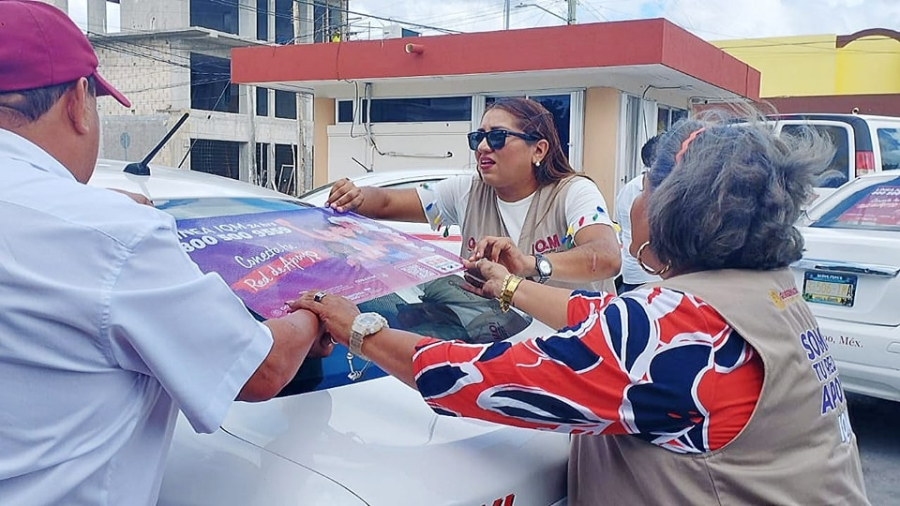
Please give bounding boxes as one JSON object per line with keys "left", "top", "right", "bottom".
{"left": 467, "top": 132, "right": 484, "bottom": 151}
{"left": 486, "top": 130, "right": 507, "bottom": 150}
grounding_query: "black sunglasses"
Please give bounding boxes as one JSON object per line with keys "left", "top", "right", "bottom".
{"left": 467, "top": 129, "right": 541, "bottom": 151}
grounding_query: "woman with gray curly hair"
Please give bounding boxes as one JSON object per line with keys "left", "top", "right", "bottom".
{"left": 291, "top": 114, "right": 870, "bottom": 505}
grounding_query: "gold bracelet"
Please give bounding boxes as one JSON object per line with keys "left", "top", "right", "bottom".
{"left": 499, "top": 274, "right": 524, "bottom": 313}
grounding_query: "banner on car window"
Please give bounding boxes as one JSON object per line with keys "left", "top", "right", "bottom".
{"left": 176, "top": 208, "right": 463, "bottom": 318}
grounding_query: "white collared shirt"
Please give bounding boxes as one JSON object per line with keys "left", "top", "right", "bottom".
{"left": 0, "top": 130, "right": 272, "bottom": 505}
{"left": 615, "top": 174, "right": 661, "bottom": 285}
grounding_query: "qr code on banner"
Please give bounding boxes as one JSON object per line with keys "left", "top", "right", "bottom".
{"left": 398, "top": 263, "right": 435, "bottom": 280}
{"left": 418, "top": 255, "right": 462, "bottom": 274}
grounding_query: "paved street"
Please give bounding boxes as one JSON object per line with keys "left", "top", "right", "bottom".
{"left": 848, "top": 393, "right": 900, "bottom": 505}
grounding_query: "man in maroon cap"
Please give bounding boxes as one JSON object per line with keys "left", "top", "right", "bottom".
{"left": 0, "top": 2, "right": 331, "bottom": 504}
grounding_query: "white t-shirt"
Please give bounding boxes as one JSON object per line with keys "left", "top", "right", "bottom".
{"left": 614, "top": 174, "right": 660, "bottom": 285}
{"left": 417, "top": 175, "right": 615, "bottom": 245}
{"left": 0, "top": 130, "right": 272, "bottom": 505}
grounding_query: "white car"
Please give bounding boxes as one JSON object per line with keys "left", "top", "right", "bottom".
{"left": 89, "top": 160, "right": 569, "bottom": 506}
{"left": 766, "top": 113, "right": 900, "bottom": 204}
{"left": 300, "top": 169, "right": 472, "bottom": 254}
{"left": 791, "top": 172, "right": 900, "bottom": 403}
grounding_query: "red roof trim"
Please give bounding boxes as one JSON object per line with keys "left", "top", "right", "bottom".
{"left": 232, "top": 19, "right": 759, "bottom": 100}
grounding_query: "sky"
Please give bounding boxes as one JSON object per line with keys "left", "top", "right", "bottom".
{"left": 343, "top": 0, "right": 900, "bottom": 41}
{"left": 68, "top": 0, "right": 900, "bottom": 42}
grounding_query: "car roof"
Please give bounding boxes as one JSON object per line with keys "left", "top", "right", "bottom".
{"left": 91, "top": 159, "right": 296, "bottom": 201}
{"left": 299, "top": 168, "right": 473, "bottom": 203}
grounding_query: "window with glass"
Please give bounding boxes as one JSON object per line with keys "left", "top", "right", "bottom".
{"left": 256, "top": 87, "right": 269, "bottom": 116}
{"left": 190, "top": 53, "right": 239, "bottom": 113}
{"left": 274, "top": 0, "right": 294, "bottom": 43}
{"left": 782, "top": 124, "right": 852, "bottom": 188}
{"left": 337, "top": 97, "right": 471, "bottom": 123}
{"left": 190, "top": 0, "right": 238, "bottom": 35}
{"left": 256, "top": 0, "right": 269, "bottom": 41}
{"left": 877, "top": 128, "right": 900, "bottom": 171}
{"left": 275, "top": 90, "right": 297, "bottom": 119}
{"left": 189, "top": 139, "right": 242, "bottom": 179}
{"left": 811, "top": 176, "right": 900, "bottom": 231}
{"left": 485, "top": 94, "right": 572, "bottom": 161}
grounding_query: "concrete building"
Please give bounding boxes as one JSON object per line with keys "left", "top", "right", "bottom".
{"left": 714, "top": 29, "right": 900, "bottom": 116}
{"left": 231, "top": 19, "right": 760, "bottom": 212}
{"left": 44, "top": 0, "right": 347, "bottom": 195}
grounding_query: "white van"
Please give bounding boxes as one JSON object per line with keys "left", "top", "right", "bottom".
{"left": 766, "top": 113, "right": 900, "bottom": 201}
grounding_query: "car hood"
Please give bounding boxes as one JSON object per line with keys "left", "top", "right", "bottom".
{"left": 220, "top": 375, "right": 569, "bottom": 506}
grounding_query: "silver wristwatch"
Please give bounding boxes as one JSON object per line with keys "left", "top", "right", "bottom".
{"left": 349, "top": 312, "right": 388, "bottom": 360}
{"left": 534, "top": 253, "right": 553, "bottom": 284}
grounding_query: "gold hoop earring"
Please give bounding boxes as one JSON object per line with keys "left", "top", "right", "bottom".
{"left": 637, "top": 241, "right": 670, "bottom": 276}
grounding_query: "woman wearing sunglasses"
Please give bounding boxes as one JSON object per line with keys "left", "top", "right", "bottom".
{"left": 325, "top": 97, "right": 621, "bottom": 292}
{"left": 294, "top": 113, "right": 869, "bottom": 505}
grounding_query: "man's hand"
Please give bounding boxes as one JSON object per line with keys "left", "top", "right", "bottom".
{"left": 108, "top": 188, "right": 153, "bottom": 206}
{"left": 288, "top": 290, "right": 361, "bottom": 347}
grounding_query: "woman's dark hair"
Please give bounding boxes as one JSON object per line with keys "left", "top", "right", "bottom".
{"left": 0, "top": 76, "right": 96, "bottom": 124}
{"left": 485, "top": 97, "right": 575, "bottom": 185}
{"left": 645, "top": 109, "right": 834, "bottom": 272}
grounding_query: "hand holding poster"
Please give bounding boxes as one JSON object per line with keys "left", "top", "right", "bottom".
{"left": 176, "top": 207, "right": 463, "bottom": 319}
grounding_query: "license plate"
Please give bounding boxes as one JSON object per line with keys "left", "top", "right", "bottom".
{"left": 802, "top": 271, "right": 857, "bottom": 307}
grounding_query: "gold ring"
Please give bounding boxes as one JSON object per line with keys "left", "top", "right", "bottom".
{"left": 313, "top": 291, "right": 327, "bottom": 302}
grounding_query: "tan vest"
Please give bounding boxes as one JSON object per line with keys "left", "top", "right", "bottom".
{"left": 569, "top": 269, "right": 868, "bottom": 506}
{"left": 460, "top": 176, "right": 616, "bottom": 293}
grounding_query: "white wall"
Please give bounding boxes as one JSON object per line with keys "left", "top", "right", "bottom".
{"left": 327, "top": 122, "right": 473, "bottom": 179}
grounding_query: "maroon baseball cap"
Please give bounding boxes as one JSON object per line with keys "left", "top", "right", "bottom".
{"left": 0, "top": 0, "right": 130, "bottom": 107}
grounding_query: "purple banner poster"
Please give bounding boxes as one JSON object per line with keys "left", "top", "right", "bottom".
{"left": 176, "top": 208, "right": 463, "bottom": 319}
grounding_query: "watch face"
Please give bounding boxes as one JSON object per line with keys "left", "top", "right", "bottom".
{"left": 538, "top": 258, "right": 552, "bottom": 275}
{"left": 357, "top": 313, "right": 382, "bottom": 327}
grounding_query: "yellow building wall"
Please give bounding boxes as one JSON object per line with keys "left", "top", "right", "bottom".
{"left": 313, "top": 97, "right": 335, "bottom": 188}
{"left": 835, "top": 38, "right": 900, "bottom": 94}
{"left": 714, "top": 35, "right": 837, "bottom": 97}
{"left": 714, "top": 34, "right": 900, "bottom": 98}
{"left": 582, "top": 87, "right": 620, "bottom": 215}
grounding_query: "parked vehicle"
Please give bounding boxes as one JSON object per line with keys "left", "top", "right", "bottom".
{"left": 791, "top": 172, "right": 900, "bottom": 403}
{"left": 765, "top": 113, "right": 900, "bottom": 201}
{"left": 300, "top": 169, "right": 472, "bottom": 254}
{"left": 88, "top": 160, "right": 569, "bottom": 506}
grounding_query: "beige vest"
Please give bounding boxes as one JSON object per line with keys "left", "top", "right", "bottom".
{"left": 460, "top": 176, "right": 616, "bottom": 293}
{"left": 569, "top": 269, "right": 868, "bottom": 506}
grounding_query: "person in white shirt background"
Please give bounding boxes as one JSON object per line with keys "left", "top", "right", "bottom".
{"left": 0, "top": 2, "right": 330, "bottom": 504}
{"left": 615, "top": 134, "right": 662, "bottom": 293}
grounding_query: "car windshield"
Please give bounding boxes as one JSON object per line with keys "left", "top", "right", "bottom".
{"left": 158, "top": 197, "right": 531, "bottom": 396}
{"left": 810, "top": 176, "right": 900, "bottom": 232}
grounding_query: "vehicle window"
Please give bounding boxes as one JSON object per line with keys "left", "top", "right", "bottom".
{"left": 782, "top": 124, "right": 851, "bottom": 188}
{"left": 877, "top": 128, "right": 900, "bottom": 171}
{"left": 158, "top": 198, "right": 530, "bottom": 396}
{"left": 810, "top": 176, "right": 900, "bottom": 231}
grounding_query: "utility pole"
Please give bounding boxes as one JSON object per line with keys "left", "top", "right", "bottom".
{"left": 567, "top": 0, "right": 576, "bottom": 24}
{"left": 293, "top": 1, "right": 306, "bottom": 195}
{"left": 503, "top": 0, "right": 510, "bottom": 30}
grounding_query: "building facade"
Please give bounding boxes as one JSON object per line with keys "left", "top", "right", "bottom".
{"left": 715, "top": 29, "right": 900, "bottom": 116}
{"left": 232, "top": 19, "right": 760, "bottom": 212}
{"left": 45, "top": 0, "right": 346, "bottom": 195}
